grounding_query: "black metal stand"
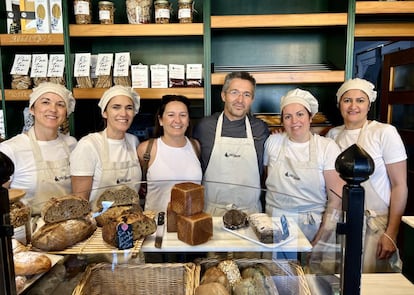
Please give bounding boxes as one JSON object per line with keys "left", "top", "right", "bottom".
{"left": 335, "top": 144, "right": 374, "bottom": 295}
{"left": 0, "top": 152, "right": 17, "bottom": 295}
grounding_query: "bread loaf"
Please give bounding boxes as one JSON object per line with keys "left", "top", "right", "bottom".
{"left": 177, "top": 212, "right": 212, "bottom": 245}
{"left": 171, "top": 182, "right": 204, "bottom": 216}
{"left": 223, "top": 209, "right": 248, "bottom": 230}
{"left": 95, "top": 205, "right": 142, "bottom": 227}
{"left": 240, "top": 264, "right": 279, "bottom": 295}
{"left": 13, "top": 251, "right": 52, "bottom": 276}
{"left": 9, "top": 201, "right": 30, "bottom": 227}
{"left": 217, "top": 260, "right": 242, "bottom": 288}
{"left": 167, "top": 202, "right": 177, "bottom": 232}
{"left": 248, "top": 213, "right": 283, "bottom": 244}
{"left": 200, "top": 266, "right": 231, "bottom": 293}
{"left": 12, "top": 238, "right": 28, "bottom": 254}
{"left": 31, "top": 217, "right": 96, "bottom": 251}
{"left": 41, "top": 195, "right": 90, "bottom": 223}
{"left": 96, "top": 185, "right": 139, "bottom": 210}
{"left": 195, "top": 282, "right": 230, "bottom": 295}
{"left": 101, "top": 212, "right": 156, "bottom": 247}
{"left": 15, "top": 276, "right": 27, "bottom": 293}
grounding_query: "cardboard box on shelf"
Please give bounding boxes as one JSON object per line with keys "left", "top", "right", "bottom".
{"left": 49, "top": 0, "right": 63, "bottom": 33}
{"left": 20, "top": 0, "right": 36, "bottom": 33}
{"left": 34, "top": 0, "right": 50, "bottom": 33}
{"left": 6, "top": 0, "right": 21, "bottom": 34}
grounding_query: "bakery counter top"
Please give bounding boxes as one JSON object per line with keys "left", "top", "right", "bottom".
{"left": 142, "top": 217, "right": 312, "bottom": 253}
{"left": 402, "top": 216, "right": 414, "bottom": 228}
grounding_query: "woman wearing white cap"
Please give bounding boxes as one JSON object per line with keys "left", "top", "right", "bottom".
{"left": 70, "top": 85, "right": 141, "bottom": 210}
{"left": 326, "top": 78, "right": 407, "bottom": 272}
{"left": 264, "top": 88, "right": 344, "bottom": 246}
{"left": 0, "top": 82, "right": 77, "bottom": 215}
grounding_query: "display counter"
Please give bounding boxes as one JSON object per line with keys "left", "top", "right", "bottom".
{"left": 402, "top": 216, "right": 414, "bottom": 283}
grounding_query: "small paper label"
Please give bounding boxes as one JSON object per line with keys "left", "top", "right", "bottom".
{"left": 116, "top": 222, "right": 134, "bottom": 250}
{"left": 47, "top": 54, "right": 65, "bottom": 77}
{"left": 74, "top": 53, "right": 91, "bottom": 77}
{"left": 113, "top": 52, "right": 131, "bottom": 77}
{"left": 30, "top": 54, "right": 48, "bottom": 77}
{"left": 10, "top": 54, "right": 32, "bottom": 75}
{"left": 96, "top": 53, "right": 113, "bottom": 76}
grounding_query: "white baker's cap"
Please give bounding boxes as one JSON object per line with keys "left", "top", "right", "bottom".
{"left": 280, "top": 88, "right": 319, "bottom": 116}
{"left": 98, "top": 85, "right": 140, "bottom": 115}
{"left": 336, "top": 78, "right": 377, "bottom": 103}
{"left": 29, "top": 82, "right": 75, "bottom": 117}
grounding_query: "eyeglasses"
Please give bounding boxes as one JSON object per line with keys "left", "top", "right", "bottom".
{"left": 226, "top": 89, "right": 253, "bottom": 99}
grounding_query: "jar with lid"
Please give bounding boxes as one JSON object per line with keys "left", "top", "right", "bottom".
{"left": 74, "top": 0, "right": 92, "bottom": 24}
{"left": 125, "top": 0, "right": 153, "bottom": 24}
{"left": 99, "top": 1, "right": 115, "bottom": 24}
{"left": 178, "top": 0, "right": 193, "bottom": 23}
{"left": 154, "top": 0, "right": 170, "bottom": 24}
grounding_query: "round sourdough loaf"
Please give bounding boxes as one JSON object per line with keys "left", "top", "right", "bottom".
{"left": 41, "top": 195, "right": 90, "bottom": 224}
{"left": 195, "top": 282, "right": 230, "bottom": 295}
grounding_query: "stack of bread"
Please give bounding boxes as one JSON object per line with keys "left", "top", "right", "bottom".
{"left": 12, "top": 238, "right": 52, "bottom": 293}
{"left": 167, "top": 182, "right": 213, "bottom": 246}
{"left": 196, "top": 259, "right": 279, "bottom": 295}
{"left": 31, "top": 195, "right": 96, "bottom": 251}
{"left": 96, "top": 186, "right": 156, "bottom": 248}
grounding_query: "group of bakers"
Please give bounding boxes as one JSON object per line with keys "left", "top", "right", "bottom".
{"left": 0, "top": 71, "right": 407, "bottom": 274}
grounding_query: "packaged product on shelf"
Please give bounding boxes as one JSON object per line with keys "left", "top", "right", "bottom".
{"left": 49, "top": 0, "right": 63, "bottom": 33}
{"left": 178, "top": 0, "right": 193, "bottom": 23}
{"left": 90, "top": 54, "right": 98, "bottom": 87}
{"left": 126, "top": 0, "right": 152, "bottom": 24}
{"left": 74, "top": 53, "right": 93, "bottom": 88}
{"left": 34, "top": 0, "right": 50, "bottom": 33}
{"left": 6, "top": 0, "right": 21, "bottom": 34}
{"left": 95, "top": 53, "right": 114, "bottom": 88}
{"left": 74, "top": 0, "right": 92, "bottom": 24}
{"left": 131, "top": 64, "right": 149, "bottom": 88}
{"left": 47, "top": 53, "right": 66, "bottom": 85}
{"left": 169, "top": 64, "right": 185, "bottom": 87}
{"left": 10, "top": 54, "right": 32, "bottom": 89}
{"left": 113, "top": 52, "right": 132, "bottom": 87}
{"left": 154, "top": 0, "right": 171, "bottom": 24}
{"left": 99, "top": 1, "right": 115, "bottom": 25}
{"left": 186, "top": 63, "right": 203, "bottom": 87}
{"left": 150, "top": 64, "right": 168, "bottom": 88}
{"left": 20, "top": 0, "right": 37, "bottom": 33}
{"left": 30, "top": 53, "right": 49, "bottom": 87}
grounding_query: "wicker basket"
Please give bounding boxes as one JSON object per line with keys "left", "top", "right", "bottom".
{"left": 73, "top": 262, "right": 196, "bottom": 295}
{"left": 195, "top": 258, "right": 311, "bottom": 295}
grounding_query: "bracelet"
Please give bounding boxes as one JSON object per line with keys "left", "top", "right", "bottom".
{"left": 383, "top": 232, "right": 398, "bottom": 250}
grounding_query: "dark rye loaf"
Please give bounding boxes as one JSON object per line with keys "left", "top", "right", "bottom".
{"left": 41, "top": 195, "right": 90, "bottom": 224}
{"left": 96, "top": 185, "right": 139, "bottom": 210}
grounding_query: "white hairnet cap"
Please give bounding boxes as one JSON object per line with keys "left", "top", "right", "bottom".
{"left": 29, "top": 82, "right": 75, "bottom": 117}
{"left": 336, "top": 78, "right": 377, "bottom": 103}
{"left": 280, "top": 88, "right": 319, "bottom": 116}
{"left": 98, "top": 85, "right": 140, "bottom": 115}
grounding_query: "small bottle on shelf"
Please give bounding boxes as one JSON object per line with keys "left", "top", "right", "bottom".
{"left": 178, "top": 0, "right": 193, "bottom": 23}
{"left": 99, "top": 1, "right": 115, "bottom": 24}
{"left": 154, "top": 0, "right": 171, "bottom": 24}
{"left": 74, "top": 0, "right": 92, "bottom": 24}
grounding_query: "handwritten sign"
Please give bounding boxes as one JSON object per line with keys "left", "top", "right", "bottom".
{"left": 116, "top": 221, "right": 134, "bottom": 250}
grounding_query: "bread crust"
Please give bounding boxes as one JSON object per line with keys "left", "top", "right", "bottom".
{"left": 41, "top": 195, "right": 90, "bottom": 224}
{"left": 14, "top": 251, "right": 52, "bottom": 276}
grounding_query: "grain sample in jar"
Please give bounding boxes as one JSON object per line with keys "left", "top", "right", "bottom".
{"left": 99, "top": 1, "right": 115, "bottom": 24}
{"left": 178, "top": 0, "right": 193, "bottom": 23}
{"left": 74, "top": 0, "right": 92, "bottom": 24}
{"left": 154, "top": 0, "right": 170, "bottom": 24}
{"left": 126, "top": 0, "right": 153, "bottom": 24}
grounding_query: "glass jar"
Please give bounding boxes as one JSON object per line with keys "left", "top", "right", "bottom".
{"left": 125, "top": 0, "right": 152, "bottom": 24}
{"left": 99, "top": 1, "right": 115, "bottom": 24}
{"left": 154, "top": 0, "right": 170, "bottom": 24}
{"left": 74, "top": 0, "right": 92, "bottom": 24}
{"left": 178, "top": 0, "right": 193, "bottom": 23}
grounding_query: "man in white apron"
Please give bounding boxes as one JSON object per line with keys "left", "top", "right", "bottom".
{"left": 193, "top": 72, "right": 269, "bottom": 216}
{"left": 327, "top": 78, "right": 407, "bottom": 272}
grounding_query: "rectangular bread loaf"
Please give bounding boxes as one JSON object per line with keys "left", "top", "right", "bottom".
{"left": 170, "top": 182, "right": 204, "bottom": 216}
{"left": 167, "top": 202, "right": 177, "bottom": 232}
{"left": 248, "top": 213, "right": 283, "bottom": 244}
{"left": 177, "top": 212, "right": 213, "bottom": 245}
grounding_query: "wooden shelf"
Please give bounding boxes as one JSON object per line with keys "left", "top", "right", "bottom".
{"left": 356, "top": 1, "right": 414, "bottom": 14}
{"left": 211, "top": 71, "right": 345, "bottom": 85}
{"left": 69, "top": 23, "right": 203, "bottom": 37}
{"left": 211, "top": 13, "right": 347, "bottom": 29}
{"left": 3, "top": 88, "right": 204, "bottom": 101}
{"left": 0, "top": 34, "right": 64, "bottom": 46}
{"left": 355, "top": 23, "right": 414, "bottom": 38}
{"left": 73, "top": 87, "right": 204, "bottom": 100}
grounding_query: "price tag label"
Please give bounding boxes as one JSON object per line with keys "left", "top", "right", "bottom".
{"left": 116, "top": 221, "right": 133, "bottom": 250}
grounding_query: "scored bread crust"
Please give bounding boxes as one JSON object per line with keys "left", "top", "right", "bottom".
{"left": 31, "top": 217, "right": 97, "bottom": 251}
{"left": 96, "top": 185, "right": 139, "bottom": 210}
{"left": 41, "top": 195, "right": 90, "bottom": 224}
{"left": 14, "top": 251, "right": 52, "bottom": 276}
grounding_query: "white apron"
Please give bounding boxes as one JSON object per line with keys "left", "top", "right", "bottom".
{"left": 28, "top": 127, "right": 71, "bottom": 215}
{"left": 203, "top": 113, "right": 261, "bottom": 216}
{"left": 92, "top": 130, "right": 141, "bottom": 210}
{"left": 335, "top": 121, "right": 400, "bottom": 272}
{"left": 265, "top": 133, "right": 325, "bottom": 241}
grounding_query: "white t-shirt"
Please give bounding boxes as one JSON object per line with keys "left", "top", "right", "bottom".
{"left": 326, "top": 120, "right": 407, "bottom": 207}
{"left": 145, "top": 137, "right": 202, "bottom": 213}
{"left": 70, "top": 132, "right": 140, "bottom": 204}
{"left": 0, "top": 133, "right": 77, "bottom": 201}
